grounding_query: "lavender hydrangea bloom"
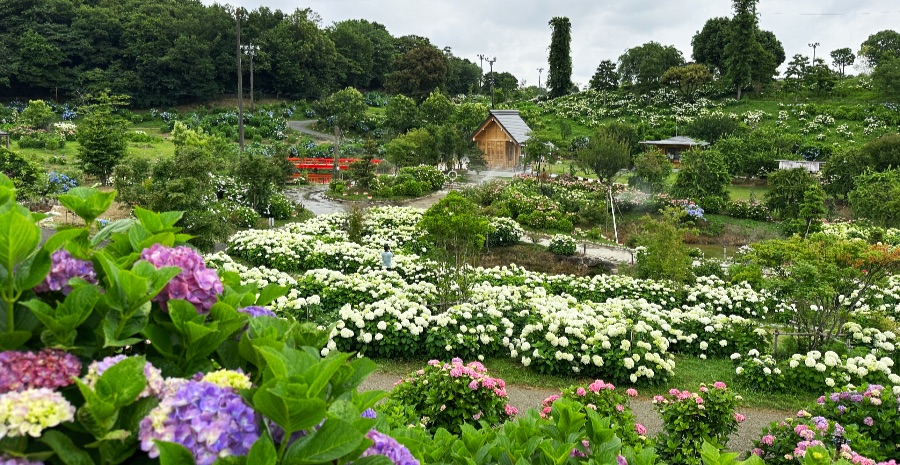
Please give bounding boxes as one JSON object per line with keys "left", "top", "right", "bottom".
{"left": 34, "top": 250, "right": 97, "bottom": 295}
{"left": 238, "top": 306, "right": 276, "bottom": 318}
{"left": 139, "top": 380, "right": 259, "bottom": 465}
{"left": 83, "top": 355, "right": 164, "bottom": 399}
{"left": 140, "top": 244, "right": 223, "bottom": 314}
{"left": 0, "top": 349, "right": 81, "bottom": 393}
{"left": 361, "top": 408, "right": 377, "bottom": 419}
{"left": 360, "top": 430, "right": 418, "bottom": 465}
{"left": 0, "top": 456, "right": 44, "bottom": 465}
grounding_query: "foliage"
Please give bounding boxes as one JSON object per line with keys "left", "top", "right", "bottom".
{"left": 672, "top": 148, "right": 731, "bottom": 212}
{"left": 76, "top": 92, "right": 130, "bottom": 185}
{"left": 731, "top": 235, "right": 900, "bottom": 350}
{"left": 540, "top": 380, "right": 647, "bottom": 448}
{"left": 653, "top": 382, "right": 744, "bottom": 465}
{"left": 630, "top": 149, "right": 672, "bottom": 193}
{"left": 577, "top": 127, "right": 631, "bottom": 184}
{"left": 318, "top": 87, "right": 368, "bottom": 134}
{"left": 0, "top": 148, "right": 42, "bottom": 199}
{"left": 383, "top": 359, "right": 516, "bottom": 434}
{"left": 848, "top": 169, "right": 900, "bottom": 228}
{"left": 17, "top": 100, "right": 55, "bottom": 130}
{"left": 548, "top": 234, "right": 577, "bottom": 256}
{"left": 618, "top": 42, "right": 685, "bottom": 93}
{"left": 349, "top": 139, "right": 379, "bottom": 190}
{"left": 830, "top": 47, "right": 856, "bottom": 77}
{"left": 724, "top": 0, "right": 760, "bottom": 99}
{"left": 485, "top": 217, "right": 523, "bottom": 247}
{"left": 691, "top": 17, "right": 732, "bottom": 74}
{"left": 821, "top": 149, "right": 871, "bottom": 198}
{"left": 872, "top": 57, "right": 900, "bottom": 101}
{"left": 589, "top": 60, "right": 619, "bottom": 91}
{"left": 386, "top": 45, "right": 449, "bottom": 101}
{"left": 685, "top": 113, "right": 743, "bottom": 144}
{"left": 547, "top": 17, "right": 574, "bottom": 98}
{"left": 398, "top": 165, "right": 447, "bottom": 192}
{"left": 660, "top": 64, "right": 713, "bottom": 100}
{"left": 765, "top": 168, "right": 823, "bottom": 220}
{"left": 384, "top": 94, "right": 419, "bottom": 134}
{"left": 858, "top": 29, "right": 900, "bottom": 68}
{"left": 419, "top": 192, "right": 491, "bottom": 263}
{"left": 632, "top": 215, "right": 694, "bottom": 283}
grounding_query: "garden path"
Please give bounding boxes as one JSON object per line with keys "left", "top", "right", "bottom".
{"left": 287, "top": 120, "right": 335, "bottom": 142}
{"left": 359, "top": 371, "right": 788, "bottom": 454}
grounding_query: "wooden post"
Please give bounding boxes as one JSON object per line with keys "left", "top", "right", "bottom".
{"left": 236, "top": 8, "right": 244, "bottom": 155}
{"left": 773, "top": 329, "right": 779, "bottom": 356}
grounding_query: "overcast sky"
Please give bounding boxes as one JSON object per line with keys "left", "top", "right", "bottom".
{"left": 204, "top": 0, "right": 900, "bottom": 88}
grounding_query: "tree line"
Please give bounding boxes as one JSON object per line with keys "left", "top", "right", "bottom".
{"left": 0, "top": 0, "right": 485, "bottom": 107}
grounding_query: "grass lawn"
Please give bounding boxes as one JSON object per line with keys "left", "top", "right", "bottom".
{"left": 374, "top": 355, "right": 811, "bottom": 411}
{"left": 728, "top": 183, "right": 769, "bottom": 202}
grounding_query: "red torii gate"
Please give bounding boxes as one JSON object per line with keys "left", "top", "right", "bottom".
{"left": 287, "top": 157, "right": 382, "bottom": 184}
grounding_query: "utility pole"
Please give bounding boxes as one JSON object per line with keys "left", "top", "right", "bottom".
{"left": 242, "top": 43, "right": 260, "bottom": 111}
{"left": 477, "top": 54, "right": 486, "bottom": 92}
{"left": 808, "top": 42, "right": 820, "bottom": 65}
{"left": 236, "top": 8, "right": 244, "bottom": 154}
{"left": 537, "top": 67, "right": 544, "bottom": 89}
{"left": 487, "top": 57, "right": 497, "bottom": 108}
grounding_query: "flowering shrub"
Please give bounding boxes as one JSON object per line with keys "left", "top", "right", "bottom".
{"left": 45, "top": 172, "right": 78, "bottom": 196}
{"left": 808, "top": 384, "right": 900, "bottom": 461}
{"left": 726, "top": 199, "right": 771, "bottom": 221}
{"left": 384, "top": 359, "right": 516, "bottom": 434}
{"left": 548, "top": 234, "right": 577, "bottom": 256}
{"left": 653, "top": 382, "right": 745, "bottom": 465}
{"left": 141, "top": 244, "right": 223, "bottom": 313}
{"left": 540, "top": 380, "right": 647, "bottom": 447}
{"left": 33, "top": 249, "right": 98, "bottom": 295}
{"left": 486, "top": 216, "right": 524, "bottom": 247}
{"left": 0, "top": 350, "right": 81, "bottom": 392}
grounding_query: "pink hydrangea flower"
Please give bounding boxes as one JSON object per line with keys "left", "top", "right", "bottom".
{"left": 635, "top": 423, "right": 647, "bottom": 435}
{"left": 625, "top": 388, "right": 638, "bottom": 397}
{"left": 504, "top": 404, "right": 518, "bottom": 416}
{"left": 140, "top": 244, "right": 223, "bottom": 314}
{"left": 735, "top": 413, "right": 746, "bottom": 423}
{"left": 713, "top": 381, "right": 727, "bottom": 389}
{"left": 576, "top": 387, "right": 586, "bottom": 396}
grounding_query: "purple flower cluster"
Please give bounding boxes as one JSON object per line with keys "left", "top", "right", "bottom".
{"left": 138, "top": 380, "right": 259, "bottom": 465}
{"left": 84, "top": 355, "right": 164, "bottom": 399}
{"left": 34, "top": 250, "right": 97, "bottom": 295}
{"left": 0, "top": 349, "right": 81, "bottom": 393}
{"left": 0, "top": 456, "right": 44, "bottom": 465}
{"left": 237, "top": 306, "right": 276, "bottom": 318}
{"left": 140, "top": 244, "right": 223, "bottom": 314}
{"left": 360, "top": 430, "right": 418, "bottom": 465}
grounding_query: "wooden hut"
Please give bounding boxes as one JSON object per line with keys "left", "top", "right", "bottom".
{"left": 638, "top": 136, "right": 708, "bottom": 163}
{"left": 471, "top": 110, "right": 531, "bottom": 169}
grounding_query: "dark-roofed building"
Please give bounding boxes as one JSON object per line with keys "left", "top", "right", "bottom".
{"left": 471, "top": 110, "right": 532, "bottom": 169}
{"left": 639, "top": 136, "right": 708, "bottom": 163}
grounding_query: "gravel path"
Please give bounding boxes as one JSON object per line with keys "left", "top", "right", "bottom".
{"left": 287, "top": 119, "right": 335, "bottom": 142}
{"left": 360, "top": 371, "right": 787, "bottom": 454}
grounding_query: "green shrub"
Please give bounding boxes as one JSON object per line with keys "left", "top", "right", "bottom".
{"left": 262, "top": 192, "right": 300, "bottom": 220}
{"left": 654, "top": 382, "right": 743, "bottom": 465}
{"left": 399, "top": 165, "right": 446, "bottom": 191}
{"left": 486, "top": 217, "right": 524, "bottom": 247}
{"left": 548, "top": 234, "right": 577, "bottom": 255}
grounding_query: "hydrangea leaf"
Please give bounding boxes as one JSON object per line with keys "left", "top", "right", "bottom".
{"left": 0, "top": 208, "right": 40, "bottom": 278}
{"left": 13, "top": 248, "right": 51, "bottom": 293}
{"left": 246, "top": 431, "right": 277, "bottom": 465}
{"left": 252, "top": 383, "right": 327, "bottom": 434}
{"left": 58, "top": 187, "right": 116, "bottom": 225}
{"left": 283, "top": 418, "right": 363, "bottom": 464}
{"left": 155, "top": 440, "right": 197, "bottom": 465}
{"left": 95, "top": 355, "right": 148, "bottom": 408}
{"left": 40, "top": 430, "right": 96, "bottom": 465}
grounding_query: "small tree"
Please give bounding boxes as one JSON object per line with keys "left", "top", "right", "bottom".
{"left": 76, "top": 92, "right": 129, "bottom": 185}
{"left": 629, "top": 149, "right": 671, "bottom": 193}
{"left": 18, "top": 100, "right": 56, "bottom": 130}
{"left": 848, "top": 169, "right": 900, "bottom": 228}
{"left": 576, "top": 128, "right": 631, "bottom": 184}
{"left": 672, "top": 148, "right": 731, "bottom": 212}
{"left": 685, "top": 114, "right": 743, "bottom": 144}
{"left": 589, "top": 60, "right": 618, "bottom": 91}
{"left": 348, "top": 139, "right": 379, "bottom": 190}
{"left": 765, "top": 168, "right": 823, "bottom": 220}
{"left": 821, "top": 149, "right": 871, "bottom": 199}
{"left": 632, "top": 214, "right": 693, "bottom": 283}
{"left": 319, "top": 87, "right": 367, "bottom": 174}
{"left": 830, "top": 47, "right": 855, "bottom": 78}
{"left": 384, "top": 94, "right": 419, "bottom": 134}
{"left": 872, "top": 58, "right": 900, "bottom": 102}
{"left": 659, "top": 64, "right": 713, "bottom": 100}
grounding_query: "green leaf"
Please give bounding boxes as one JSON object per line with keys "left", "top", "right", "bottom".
{"left": 0, "top": 209, "right": 41, "bottom": 278}
{"left": 246, "top": 432, "right": 277, "bottom": 465}
{"left": 95, "top": 355, "right": 148, "bottom": 408}
{"left": 351, "top": 456, "right": 393, "bottom": 465}
{"left": 155, "top": 441, "right": 196, "bottom": 465}
{"left": 59, "top": 187, "right": 116, "bottom": 225}
{"left": 256, "top": 284, "right": 289, "bottom": 306}
{"left": 283, "top": 418, "right": 363, "bottom": 464}
{"left": 0, "top": 330, "right": 31, "bottom": 350}
{"left": 252, "top": 382, "right": 327, "bottom": 434}
{"left": 43, "top": 228, "right": 89, "bottom": 254}
{"left": 14, "top": 247, "right": 50, "bottom": 292}
{"left": 40, "top": 430, "right": 96, "bottom": 465}
{"left": 91, "top": 219, "right": 137, "bottom": 247}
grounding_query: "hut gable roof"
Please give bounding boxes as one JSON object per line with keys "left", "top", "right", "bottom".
{"left": 471, "top": 110, "right": 532, "bottom": 145}
{"left": 639, "top": 136, "right": 709, "bottom": 147}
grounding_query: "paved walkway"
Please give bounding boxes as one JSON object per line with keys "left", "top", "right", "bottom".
{"left": 360, "top": 371, "right": 785, "bottom": 454}
{"left": 287, "top": 120, "right": 336, "bottom": 142}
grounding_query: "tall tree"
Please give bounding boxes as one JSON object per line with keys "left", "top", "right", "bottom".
{"left": 384, "top": 94, "right": 419, "bottom": 134}
{"left": 724, "top": 0, "right": 759, "bottom": 99}
{"left": 830, "top": 47, "right": 855, "bottom": 77}
{"left": 589, "top": 60, "right": 618, "bottom": 91}
{"left": 419, "top": 90, "right": 455, "bottom": 127}
{"left": 576, "top": 128, "right": 631, "bottom": 184}
{"left": 262, "top": 9, "right": 338, "bottom": 100}
{"left": 385, "top": 45, "right": 448, "bottom": 101}
{"left": 329, "top": 21, "right": 376, "bottom": 89}
{"left": 547, "top": 16, "right": 573, "bottom": 98}
{"left": 617, "top": 42, "right": 685, "bottom": 93}
{"left": 858, "top": 30, "right": 900, "bottom": 69}
{"left": 872, "top": 57, "right": 900, "bottom": 100}
{"left": 691, "top": 17, "right": 732, "bottom": 74}
{"left": 445, "top": 49, "right": 481, "bottom": 95}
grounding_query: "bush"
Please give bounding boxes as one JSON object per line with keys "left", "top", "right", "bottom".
{"left": 653, "top": 382, "right": 744, "bottom": 465}
{"left": 548, "top": 234, "right": 577, "bottom": 256}
{"left": 486, "top": 217, "right": 523, "bottom": 247}
{"left": 540, "top": 380, "right": 647, "bottom": 448}
{"left": 261, "top": 192, "right": 300, "bottom": 220}
{"left": 17, "top": 131, "right": 66, "bottom": 150}
{"left": 0, "top": 147, "right": 42, "bottom": 198}
{"left": 726, "top": 200, "right": 771, "bottom": 221}
{"left": 382, "top": 359, "right": 516, "bottom": 434}
{"left": 399, "top": 165, "right": 446, "bottom": 191}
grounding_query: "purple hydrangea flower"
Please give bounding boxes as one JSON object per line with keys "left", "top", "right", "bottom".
{"left": 0, "top": 349, "right": 81, "bottom": 393}
{"left": 83, "top": 355, "right": 164, "bottom": 399}
{"left": 34, "top": 250, "right": 97, "bottom": 295}
{"left": 0, "top": 455, "right": 45, "bottom": 465}
{"left": 361, "top": 408, "right": 377, "bottom": 419}
{"left": 140, "top": 244, "right": 223, "bottom": 314}
{"left": 360, "top": 430, "right": 418, "bottom": 465}
{"left": 237, "top": 306, "right": 276, "bottom": 318}
{"left": 139, "top": 380, "right": 259, "bottom": 465}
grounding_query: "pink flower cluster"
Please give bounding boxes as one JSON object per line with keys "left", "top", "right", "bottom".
{"left": 0, "top": 349, "right": 81, "bottom": 393}
{"left": 140, "top": 244, "right": 223, "bottom": 314}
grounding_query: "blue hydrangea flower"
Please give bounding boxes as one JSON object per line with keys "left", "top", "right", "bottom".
{"left": 360, "top": 430, "right": 418, "bottom": 465}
